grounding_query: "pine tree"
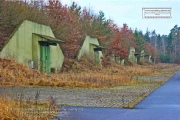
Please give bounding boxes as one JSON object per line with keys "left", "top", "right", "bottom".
{"left": 134, "top": 29, "right": 144, "bottom": 53}
{"left": 144, "top": 28, "right": 150, "bottom": 42}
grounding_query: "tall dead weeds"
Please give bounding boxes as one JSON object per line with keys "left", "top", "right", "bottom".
{"left": 0, "top": 58, "right": 179, "bottom": 88}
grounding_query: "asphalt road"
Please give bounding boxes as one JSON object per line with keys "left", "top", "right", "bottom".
{"left": 56, "top": 72, "right": 180, "bottom": 120}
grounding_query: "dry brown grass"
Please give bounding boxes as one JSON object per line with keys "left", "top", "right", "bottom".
{"left": 0, "top": 96, "right": 58, "bottom": 120}
{"left": 0, "top": 58, "right": 180, "bottom": 88}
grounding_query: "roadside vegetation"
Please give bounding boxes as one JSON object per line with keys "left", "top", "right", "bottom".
{"left": 1, "top": 58, "right": 179, "bottom": 88}
{"left": 0, "top": 94, "right": 59, "bottom": 120}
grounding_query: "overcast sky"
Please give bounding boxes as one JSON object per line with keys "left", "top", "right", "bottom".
{"left": 60, "top": 0, "right": 180, "bottom": 35}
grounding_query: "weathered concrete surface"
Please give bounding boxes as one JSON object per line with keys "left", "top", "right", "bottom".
{"left": 55, "top": 72, "right": 180, "bottom": 120}
{"left": 0, "top": 85, "right": 157, "bottom": 108}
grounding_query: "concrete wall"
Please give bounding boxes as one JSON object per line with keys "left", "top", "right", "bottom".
{"left": 0, "top": 20, "right": 64, "bottom": 72}
{"left": 139, "top": 50, "right": 145, "bottom": 62}
{"left": 128, "top": 47, "right": 137, "bottom": 63}
{"left": 110, "top": 55, "right": 124, "bottom": 65}
{"left": 77, "top": 36, "right": 103, "bottom": 63}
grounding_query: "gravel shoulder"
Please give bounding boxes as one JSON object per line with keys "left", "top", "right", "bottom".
{"left": 0, "top": 73, "right": 174, "bottom": 108}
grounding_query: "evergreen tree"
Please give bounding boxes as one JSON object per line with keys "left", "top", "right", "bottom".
{"left": 157, "top": 34, "right": 161, "bottom": 47}
{"left": 144, "top": 28, "right": 150, "bottom": 42}
{"left": 134, "top": 29, "right": 144, "bottom": 53}
{"left": 167, "top": 33, "right": 173, "bottom": 55}
{"left": 69, "top": 2, "right": 81, "bottom": 15}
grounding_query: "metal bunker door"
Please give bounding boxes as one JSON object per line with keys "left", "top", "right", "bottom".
{"left": 40, "top": 42, "right": 50, "bottom": 73}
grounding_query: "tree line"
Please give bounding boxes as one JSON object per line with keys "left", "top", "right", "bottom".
{"left": 0, "top": 0, "right": 179, "bottom": 64}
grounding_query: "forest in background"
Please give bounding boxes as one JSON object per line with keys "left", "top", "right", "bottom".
{"left": 1, "top": 1, "right": 180, "bottom": 119}
{"left": 0, "top": 0, "right": 180, "bottom": 65}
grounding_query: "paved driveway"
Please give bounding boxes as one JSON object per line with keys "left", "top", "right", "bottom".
{"left": 56, "top": 72, "right": 180, "bottom": 120}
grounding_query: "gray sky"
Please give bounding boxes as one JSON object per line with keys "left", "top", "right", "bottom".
{"left": 60, "top": 0, "right": 180, "bottom": 35}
